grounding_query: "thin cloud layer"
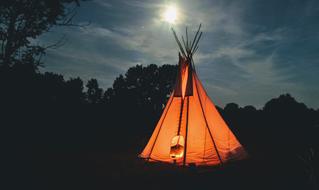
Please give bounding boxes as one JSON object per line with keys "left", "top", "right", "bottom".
{"left": 40, "top": 0, "right": 319, "bottom": 108}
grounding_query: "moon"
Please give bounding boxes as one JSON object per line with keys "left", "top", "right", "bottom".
{"left": 163, "top": 5, "right": 177, "bottom": 24}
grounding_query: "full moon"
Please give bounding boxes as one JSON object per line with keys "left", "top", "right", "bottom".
{"left": 163, "top": 5, "right": 177, "bottom": 24}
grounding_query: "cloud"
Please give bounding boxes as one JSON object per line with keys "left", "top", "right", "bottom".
{"left": 42, "top": 45, "right": 142, "bottom": 88}
{"left": 94, "top": 0, "right": 112, "bottom": 8}
{"left": 191, "top": 24, "right": 300, "bottom": 107}
{"left": 122, "top": 0, "right": 162, "bottom": 9}
{"left": 39, "top": 0, "right": 319, "bottom": 108}
{"left": 197, "top": 47, "right": 255, "bottom": 64}
{"left": 79, "top": 23, "right": 179, "bottom": 64}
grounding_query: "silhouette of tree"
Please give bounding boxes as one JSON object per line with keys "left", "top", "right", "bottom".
{"left": 0, "top": 0, "right": 83, "bottom": 68}
{"left": 257, "top": 93, "right": 318, "bottom": 160}
{"left": 263, "top": 94, "right": 309, "bottom": 114}
{"left": 242, "top": 105, "right": 257, "bottom": 112}
{"left": 34, "top": 72, "right": 66, "bottom": 104}
{"left": 97, "top": 64, "right": 179, "bottom": 138}
{"left": 102, "top": 87, "right": 114, "bottom": 104}
{"left": 224, "top": 103, "right": 240, "bottom": 113}
{"left": 105, "top": 64, "right": 177, "bottom": 115}
{"left": 86, "top": 78, "right": 103, "bottom": 104}
{"left": 65, "top": 77, "right": 84, "bottom": 104}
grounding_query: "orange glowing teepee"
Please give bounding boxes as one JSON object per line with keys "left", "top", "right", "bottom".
{"left": 139, "top": 25, "right": 247, "bottom": 166}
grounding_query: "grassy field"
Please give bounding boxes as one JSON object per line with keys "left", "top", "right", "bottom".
{"left": 30, "top": 145, "right": 312, "bottom": 190}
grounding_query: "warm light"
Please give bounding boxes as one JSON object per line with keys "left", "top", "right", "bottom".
{"left": 170, "top": 135, "right": 184, "bottom": 159}
{"left": 163, "top": 5, "right": 177, "bottom": 24}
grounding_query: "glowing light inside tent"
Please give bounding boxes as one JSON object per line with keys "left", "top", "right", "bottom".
{"left": 163, "top": 5, "right": 177, "bottom": 24}
{"left": 170, "top": 135, "right": 184, "bottom": 159}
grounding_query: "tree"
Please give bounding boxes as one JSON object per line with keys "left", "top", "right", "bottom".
{"left": 65, "top": 77, "right": 84, "bottom": 103}
{"left": 224, "top": 103, "right": 240, "bottom": 113}
{"left": 39, "top": 72, "right": 66, "bottom": 102}
{"left": 86, "top": 79, "right": 103, "bottom": 104}
{"left": 105, "top": 64, "right": 177, "bottom": 115}
{"left": 0, "top": 0, "right": 82, "bottom": 68}
{"left": 102, "top": 88, "right": 114, "bottom": 104}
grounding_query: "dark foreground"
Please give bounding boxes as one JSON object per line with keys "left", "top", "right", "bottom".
{"left": 29, "top": 145, "right": 316, "bottom": 190}
{"left": 2, "top": 65, "right": 318, "bottom": 190}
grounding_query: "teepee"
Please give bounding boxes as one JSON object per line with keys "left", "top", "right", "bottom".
{"left": 139, "top": 25, "right": 247, "bottom": 166}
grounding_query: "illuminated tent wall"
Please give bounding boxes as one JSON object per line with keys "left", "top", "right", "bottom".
{"left": 139, "top": 25, "right": 247, "bottom": 166}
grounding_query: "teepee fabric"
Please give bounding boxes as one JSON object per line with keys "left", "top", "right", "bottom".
{"left": 139, "top": 26, "right": 246, "bottom": 166}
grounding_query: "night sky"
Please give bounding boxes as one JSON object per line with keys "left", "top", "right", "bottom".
{"left": 39, "top": 0, "right": 319, "bottom": 108}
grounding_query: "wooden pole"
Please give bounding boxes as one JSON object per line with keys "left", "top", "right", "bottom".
{"left": 183, "top": 96, "right": 190, "bottom": 166}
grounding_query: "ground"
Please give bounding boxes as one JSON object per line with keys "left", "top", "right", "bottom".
{"left": 30, "top": 145, "right": 311, "bottom": 190}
